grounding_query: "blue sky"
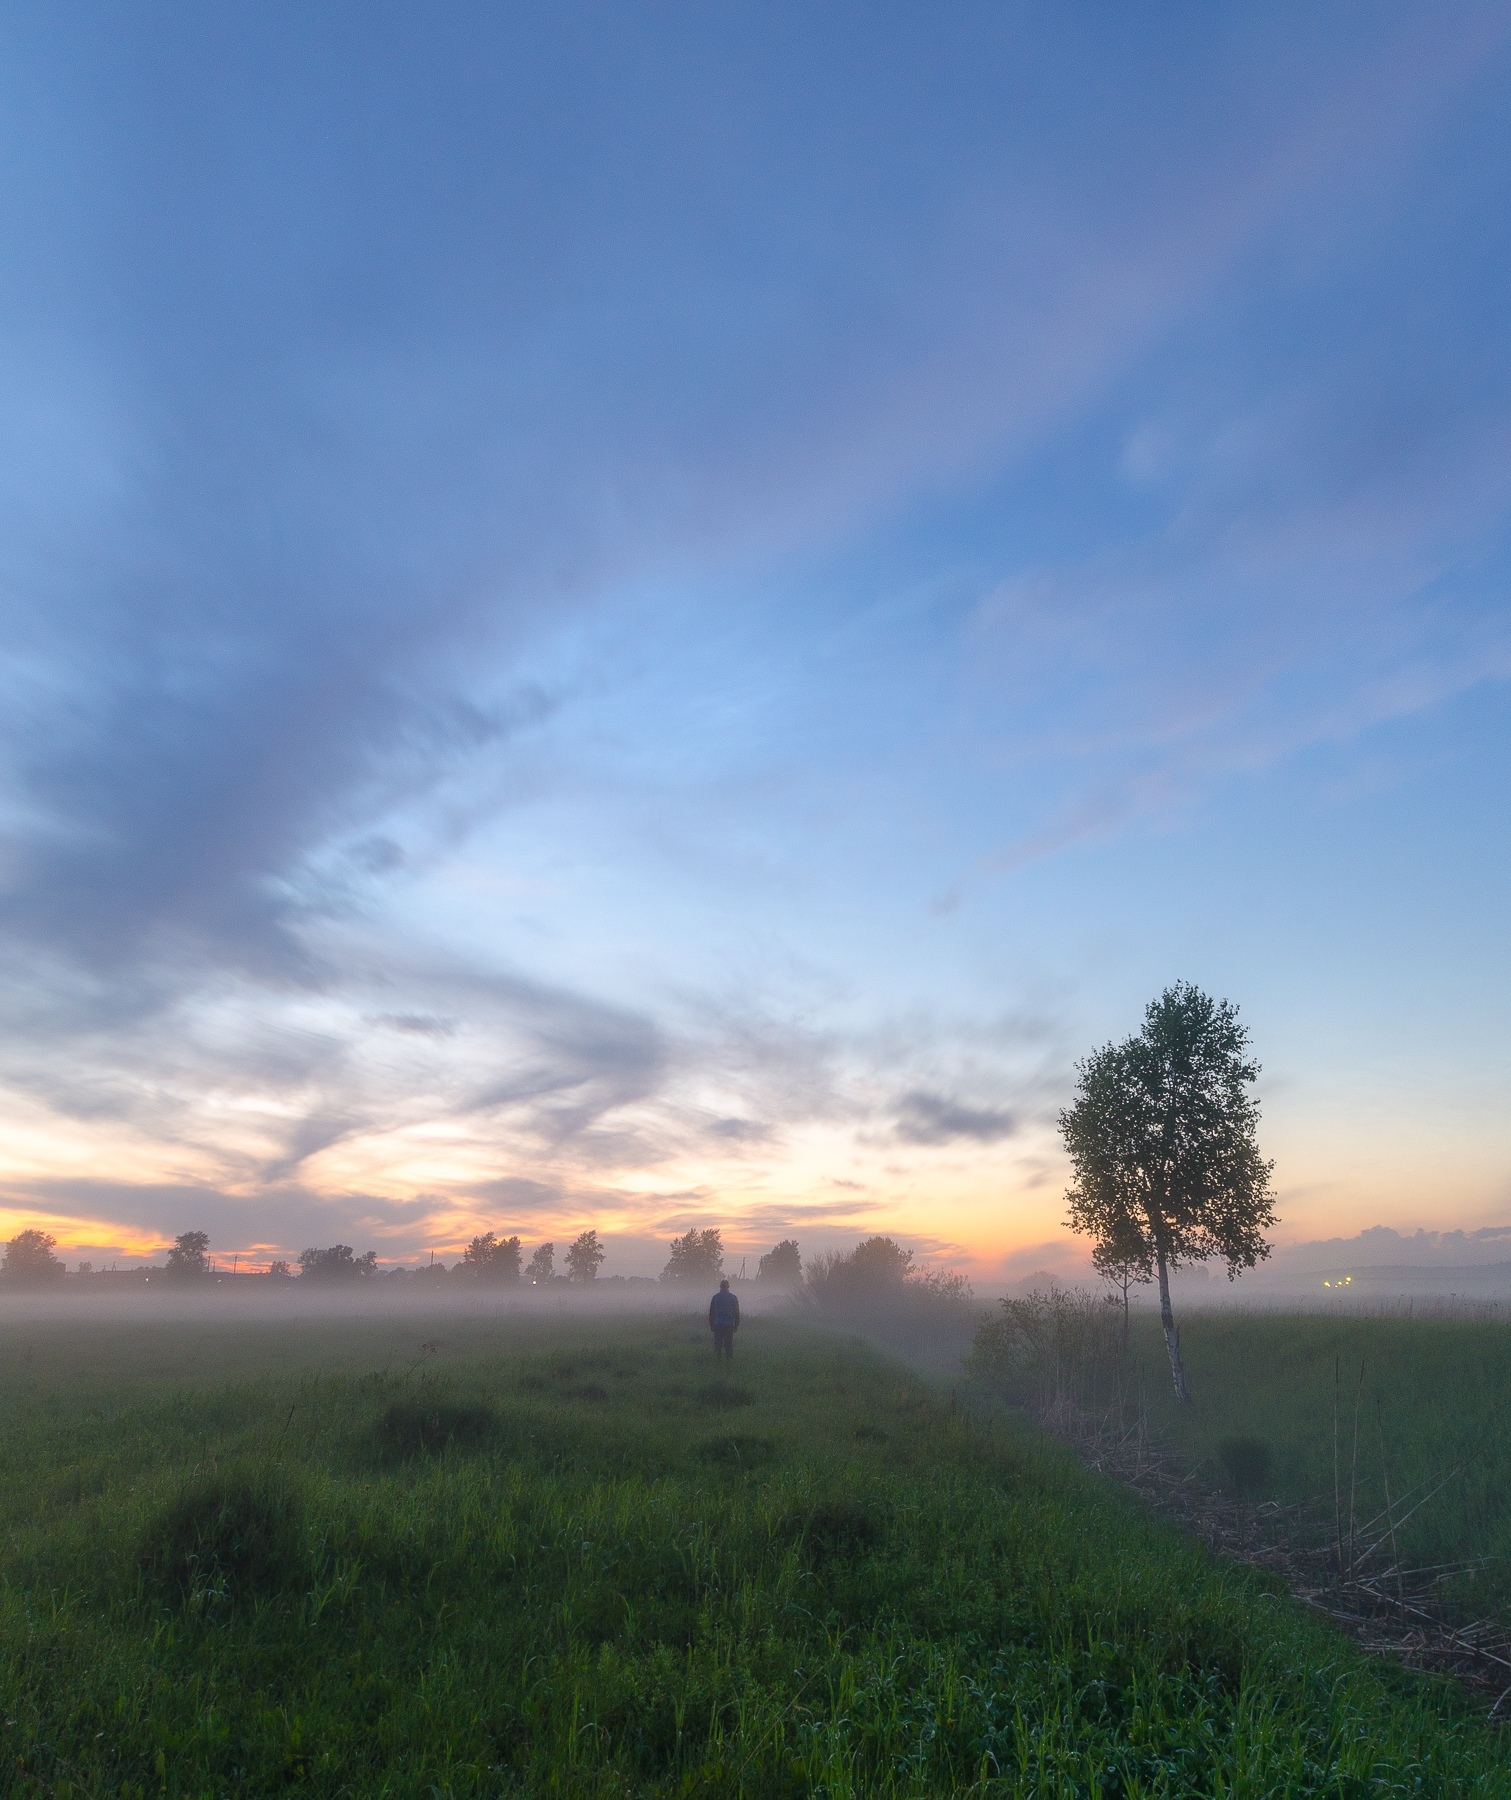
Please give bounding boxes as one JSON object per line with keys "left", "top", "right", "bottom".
{"left": 0, "top": 3, "right": 1506, "bottom": 1275}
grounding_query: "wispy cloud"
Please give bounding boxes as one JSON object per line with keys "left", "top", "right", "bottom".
{"left": 0, "top": 9, "right": 1506, "bottom": 1260}
{"left": 894, "top": 1091, "right": 1018, "bottom": 1146}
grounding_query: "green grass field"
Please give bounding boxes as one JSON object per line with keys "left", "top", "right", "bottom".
{"left": 0, "top": 1306, "right": 1507, "bottom": 1796}
{"left": 1132, "top": 1310, "right": 1511, "bottom": 1613}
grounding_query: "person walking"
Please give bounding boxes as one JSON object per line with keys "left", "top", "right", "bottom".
{"left": 708, "top": 1277, "right": 740, "bottom": 1361}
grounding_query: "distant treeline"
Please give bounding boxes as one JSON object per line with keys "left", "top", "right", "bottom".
{"left": 0, "top": 1225, "right": 807, "bottom": 1288}
{"left": 0, "top": 1228, "right": 972, "bottom": 1328}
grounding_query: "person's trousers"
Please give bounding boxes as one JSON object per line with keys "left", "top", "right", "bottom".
{"left": 712, "top": 1325, "right": 735, "bottom": 1360}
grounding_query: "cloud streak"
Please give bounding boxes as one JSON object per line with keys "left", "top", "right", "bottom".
{"left": 0, "top": 7, "right": 1506, "bottom": 1259}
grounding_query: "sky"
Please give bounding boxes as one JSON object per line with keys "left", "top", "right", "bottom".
{"left": 0, "top": 3, "right": 1506, "bottom": 1279}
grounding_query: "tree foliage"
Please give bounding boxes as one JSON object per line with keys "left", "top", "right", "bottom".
{"left": 564, "top": 1230, "right": 604, "bottom": 1282}
{"left": 969, "top": 1286, "right": 1125, "bottom": 1412}
{"left": 165, "top": 1231, "right": 211, "bottom": 1279}
{"left": 298, "top": 1245, "right": 379, "bottom": 1281}
{"left": 1, "top": 1228, "right": 66, "bottom": 1284}
{"left": 1061, "top": 982, "right": 1275, "bottom": 1400}
{"left": 458, "top": 1232, "right": 522, "bottom": 1283}
{"left": 802, "top": 1236, "right": 914, "bottom": 1307}
{"left": 756, "top": 1240, "right": 802, "bottom": 1286}
{"left": 526, "top": 1242, "right": 555, "bottom": 1284}
{"left": 660, "top": 1227, "right": 723, "bottom": 1284}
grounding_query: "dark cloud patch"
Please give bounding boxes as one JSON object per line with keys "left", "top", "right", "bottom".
{"left": 894, "top": 1090, "right": 1018, "bottom": 1146}
{"left": 706, "top": 1116, "right": 771, "bottom": 1142}
{"left": 1, "top": 1178, "right": 448, "bottom": 1259}
{"left": 258, "top": 1112, "right": 367, "bottom": 1185}
{"left": 722, "top": 1198, "right": 886, "bottom": 1232}
{"left": 7, "top": 7, "right": 1469, "bottom": 1021}
{"left": 465, "top": 1175, "right": 562, "bottom": 1211}
{"left": 371, "top": 1013, "right": 457, "bottom": 1037}
{"left": 447, "top": 972, "right": 671, "bottom": 1147}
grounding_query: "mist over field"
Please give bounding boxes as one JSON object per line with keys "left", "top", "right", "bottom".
{"left": 0, "top": 9, "right": 1506, "bottom": 1792}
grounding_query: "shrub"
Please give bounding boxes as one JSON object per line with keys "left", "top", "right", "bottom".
{"left": 968, "top": 1285, "right": 1125, "bottom": 1412}
{"left": 795, "top": 1239, "right": 977, "bottom": 1363}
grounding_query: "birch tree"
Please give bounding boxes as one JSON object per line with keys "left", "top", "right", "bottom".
{"left": 1061, "top": 983, "right": 1275, "bottom": 1401}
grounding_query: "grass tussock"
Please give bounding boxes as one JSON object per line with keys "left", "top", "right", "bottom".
{"left": 374, "top": 1393, "right": 496, "bottom": 1458}
{"left": 788, "top": 1496, "right": 882, "bottom": 1565}
{"left": 140, "top": 1463, "right": 303, "bottom": 1603}
{"left": 0, "top": 1308, "right": 1504, "bottom": 1795}
{"left": 1130, "top": 1310, "right": 1511, "bottom": 1612}
{"left": 696, "top": 1379, "right": 754, "bottom": 1408}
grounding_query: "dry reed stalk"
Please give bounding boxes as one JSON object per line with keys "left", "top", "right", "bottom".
{"left": 1018, "top": 1384, "right": 1511, "bottom": 1716}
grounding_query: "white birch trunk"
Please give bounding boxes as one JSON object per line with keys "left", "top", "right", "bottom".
{"left": 1156, "top": 1245, "right": 1189, "bottom": 1403}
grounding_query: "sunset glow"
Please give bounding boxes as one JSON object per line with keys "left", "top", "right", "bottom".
{"left": 0, "top": 6, "right": 1506, "bottom": 1282}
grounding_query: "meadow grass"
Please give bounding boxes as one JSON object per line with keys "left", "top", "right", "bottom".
{"left": 0, "top": 1307, "right": 1506, "bottom": 1795}
{"left": 1132, "top": 1309, "right": 1511, "bottom": 1612}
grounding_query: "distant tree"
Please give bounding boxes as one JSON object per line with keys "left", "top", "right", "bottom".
{"left": 298, "top": 1245, "right": 379, "bottom": 1281}
{"left": 851, "top": 1237, "right": 914, "bottom": 1284}
{"left": 526, "top": 1242, "right": 555, "bottom": 1284}
{"left": 458, "top": 1232, "right": 523, "bottom": 1284}
{"left": 76, "top": 1260, "right": 93, "bottom": 1276}
{"left": 1062, "top": 982, "right": 1275, "bottom": 1403}
{"left": 798, "top": 1236, "right": 974, "bottom": 1346}
{"left": 801, "top": 1236, "right": 914, "bottom": 1308}
{"left": 165, "top": 1230, "right": 211, "bottom": 1279}
{"left": 1, "top": 1229, "right": 66, "bottom": 1284}
{"left": 1092, "top": 1236, "right": 1148, "bottom": 1351}
{"left": 660, "top": 1227, "right": 723, "bottom": 1284}
{"left": 756, "top": 1240, "right": 802, "bottom": 1286}
{"left": 564, "top": 1230, "right": 604, "bottom": 1282}
{"left": 267, "top": 1260, "right": 293, "bottom": 1279}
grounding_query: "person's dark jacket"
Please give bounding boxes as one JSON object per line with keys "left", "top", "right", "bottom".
{"left": 708, "top": 1288, "right": 740, "bottom": 1330}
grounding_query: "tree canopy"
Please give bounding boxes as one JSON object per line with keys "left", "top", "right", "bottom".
{"left": 660, "top": 1227, "right": 723, "bottom": 1284}
{"left": 298, "top": 1245, "right": 379, "bottom": 1281}
{"left": 526, "top": 1242, "right": 555, "bottom": 1284}
{"left": 564, "top": 1230, "right": 604, "bottom": 1282}
{"left": 756, "top": 1240, "right": 802, "bottom": 1285}
{"left": 802, "top": 1236, "right": 914, "bottom": 1308}
{"left": 458, "top": 1232, "right": 523, "bottom": 1283}
{"left": 1062, "top": 982, "right": 1275, "bottom": 1401}
{"left": 165, "top": 1231, "right": 211, "bottom": 1279}
{"left": 2, "top": 1228, "right": 66, "bottom": 1284}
